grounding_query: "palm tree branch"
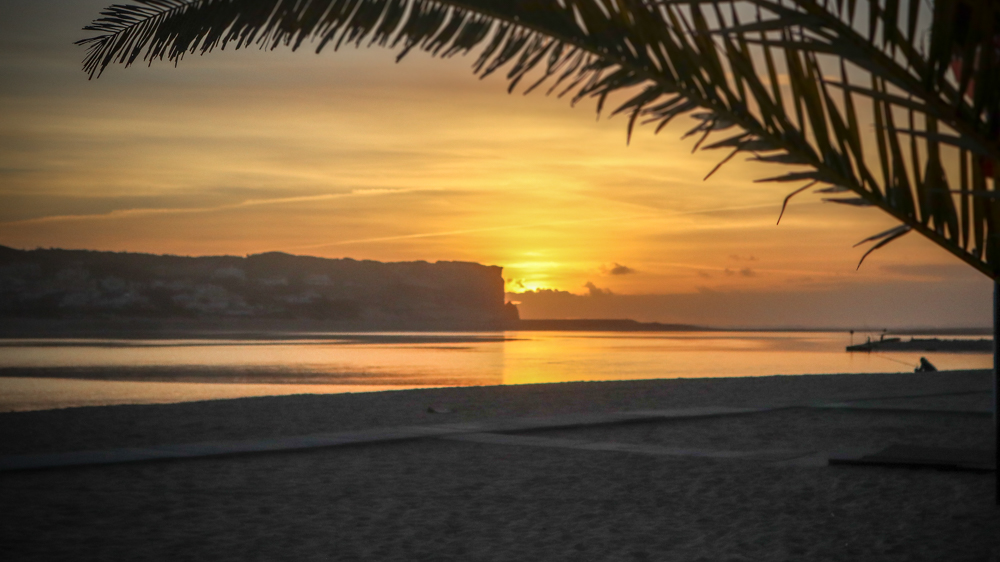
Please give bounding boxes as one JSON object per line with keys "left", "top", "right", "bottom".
{"left": 78, "top": 0, "right": 999, "bottom": 277}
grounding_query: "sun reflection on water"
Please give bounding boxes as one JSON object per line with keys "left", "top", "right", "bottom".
{"left": 0, "top": 331, "right": 990, "bottom": 411}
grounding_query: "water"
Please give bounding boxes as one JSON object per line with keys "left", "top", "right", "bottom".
{"left": 0, "top": 331, "right": 991, "bottom": 412}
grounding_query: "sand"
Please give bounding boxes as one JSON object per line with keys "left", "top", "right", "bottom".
{"left": 1, "top": 370, "right": 998, "bottom": 561}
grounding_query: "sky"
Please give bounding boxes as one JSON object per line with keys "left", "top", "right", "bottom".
{"left": 0, "top": 0, "right": 993, "bottom": 328}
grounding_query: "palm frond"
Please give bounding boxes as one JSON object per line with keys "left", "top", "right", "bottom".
{"left": 79, "top": 0, "right": 1000, "bottom": 276}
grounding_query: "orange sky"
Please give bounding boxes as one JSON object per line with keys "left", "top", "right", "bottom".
{"left": 0, "top": 0, "right": 992, "bottom": 328}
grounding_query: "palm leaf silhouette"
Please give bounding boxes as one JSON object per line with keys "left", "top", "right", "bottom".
{"left": 78, "top": 0, "right": 1000, "bottom": 502}
{"left": 78, "top": 0, "right": 999, "bottom": 276}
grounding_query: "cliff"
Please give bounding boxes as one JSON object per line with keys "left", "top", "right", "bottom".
{"left": 0, "top": 246, "right": 514, "bottom": 334}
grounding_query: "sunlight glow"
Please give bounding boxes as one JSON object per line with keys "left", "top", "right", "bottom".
{"left": 0, "top": 3, "right": 990, "bottom": 327}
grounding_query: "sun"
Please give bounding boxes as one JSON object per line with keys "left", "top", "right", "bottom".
{"left": 504, "top": 278, "right": 553, "bottom": 293}
{"left": 517, "top": 281, "right": 552, "bottom": 292}
{"left": 502, "top": 259, "right": 565, "bottom": 293}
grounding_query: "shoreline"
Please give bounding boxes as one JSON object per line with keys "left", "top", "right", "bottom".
{"left": 0, "top": 323, "right": 993, "bottom": 339}
{"left": 0, "top": 364, "right": 993, "bottom": 414}
{"left": 1, "top": 370, "right": 996, "bottom": 561}
{"left": 1, "top": 369, "right": 991, "bottom": 456}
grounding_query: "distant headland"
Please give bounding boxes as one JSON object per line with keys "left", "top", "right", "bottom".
{"left": 0, "top": 245, "right": 517, "bottom": 335}
{"left": 512, "top": 319, "right": 703, "bottom": 332}
{"left": 2, "top": 246, "right": 714, "bottom": 336}
{"left": 5, "top": 246, "right": 980, "bottom": 337}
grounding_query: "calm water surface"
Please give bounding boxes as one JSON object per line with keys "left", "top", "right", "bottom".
{"left": 0, "top": 331, "right": 990, "bottom": 411}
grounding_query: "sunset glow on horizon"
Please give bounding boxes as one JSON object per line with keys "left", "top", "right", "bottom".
{"left": 1, "top": 0, "right": 993, "bottom": 328}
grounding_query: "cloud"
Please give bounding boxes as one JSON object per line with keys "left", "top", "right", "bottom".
{"left": 515, "top": 288, "right": 574, "bottom": 296}
{"left": 728, "top": 254, "right": 758, "bottom": 261}
{"left": 506, "top": 278, "right": 526, "bottom": 290}
{"left": 506, "top": 277, "right": 993, "bottom": 329}
{"left": 601, "top": 262, "right": 637, "bottom": 275}
{"left": 583, "top": 281, "right": 613, "bottom": 297}
{"left": 292, "top": 212, "right": 666, "bottom": 250}
{"left": 878, "top": 263, "right": 978, "bottom": 280}
{"left": 1, "top": 189, "right": 426, "bottom": 226}
{"left": 724, "top": 267, "right": 756, "bottom": 277}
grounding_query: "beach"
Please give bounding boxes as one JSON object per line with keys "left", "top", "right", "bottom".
{"left": 1, "top": 370, "right": 998, "bottom": 560}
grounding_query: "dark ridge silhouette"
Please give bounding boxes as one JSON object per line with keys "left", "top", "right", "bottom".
{"left": 0, "top": 246, "right": 511, "bottom": 335}
{"left": 512, "top": 319, "right": 702, "bottom": 332}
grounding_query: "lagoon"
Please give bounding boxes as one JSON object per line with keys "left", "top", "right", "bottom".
{"left": 0, "top": 330, "right": 991, "bottom": 412}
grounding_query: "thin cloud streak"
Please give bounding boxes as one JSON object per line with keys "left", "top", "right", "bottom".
{"left": 0, "top": 188, "right": 433, "bottom": 225}
{"left": 645, "top": 261, "right": 845, "bottom": 278}
{"left": 290, "top": 202, "right": 785, "bottom": 249}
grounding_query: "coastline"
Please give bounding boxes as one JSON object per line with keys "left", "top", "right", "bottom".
{"left": 1, "top": 320, "right": 993, "bottom": 339}
{"left": 1, "top": 369, "right": 991, "bottom": 455}
{"left": 846, "top": 337, "right": 993, "bottom": 353}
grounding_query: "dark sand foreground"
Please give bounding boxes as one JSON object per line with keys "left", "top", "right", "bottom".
{"left": 1, "top": 370, "right": 998, "bottom": 561}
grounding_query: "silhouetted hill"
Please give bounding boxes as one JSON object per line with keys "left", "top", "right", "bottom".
{"left": 0, "top": 246, "right": 516, "bottom": 334}
{"left": 511, "top": 319, "right": 703, "bottom": 331}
